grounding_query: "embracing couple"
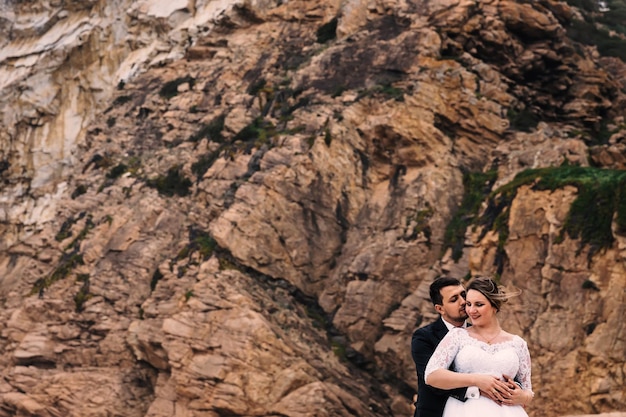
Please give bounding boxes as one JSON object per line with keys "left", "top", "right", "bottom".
{"left": 411, "top": 276, "right": 534, "bottom": 417}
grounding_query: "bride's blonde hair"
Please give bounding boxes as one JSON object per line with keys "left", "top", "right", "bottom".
{"left": 466, "top": 276, "right": 521, "bottom": 312}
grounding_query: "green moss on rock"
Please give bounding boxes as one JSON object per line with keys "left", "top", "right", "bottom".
{"left": 443, "top": 170, "right": 498, "bottom": 261}
{"left": 483, "top": 165, "right": 626, "bottom": 262}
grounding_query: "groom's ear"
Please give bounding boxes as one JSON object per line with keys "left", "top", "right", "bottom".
{"left": 434, "top": 304, "right": 444, "bottom": 315}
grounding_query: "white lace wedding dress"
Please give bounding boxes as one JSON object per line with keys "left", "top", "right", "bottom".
{"left": 425, "top": 327, "right": 533, "bottom": 417}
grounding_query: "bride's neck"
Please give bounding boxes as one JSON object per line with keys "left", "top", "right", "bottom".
{"left": 472, "top": 322, "right": 501, "bottom": 332}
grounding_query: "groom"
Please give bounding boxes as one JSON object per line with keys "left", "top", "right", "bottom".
{"left": 411, "top": 277, "right": 475, "bottom": 417}
{"left": 411, "top": 277, "right": 520, "bottom": 417}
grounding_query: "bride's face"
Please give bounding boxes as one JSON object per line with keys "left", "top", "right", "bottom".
{"left": 465, "top": 289, "right": 497, "bottom": 325}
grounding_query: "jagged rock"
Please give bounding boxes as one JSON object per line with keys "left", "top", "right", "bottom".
{"left": 0, "top": 0, "right": 625, "bottom": 416}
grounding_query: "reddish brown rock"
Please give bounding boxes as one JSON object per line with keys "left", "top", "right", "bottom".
{"left": 0, "top": 0, "right": 625, "bottom": 416}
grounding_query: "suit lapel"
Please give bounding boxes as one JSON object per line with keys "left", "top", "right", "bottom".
{"left": 433, "top": 317, "right": 449, "bottom": 342}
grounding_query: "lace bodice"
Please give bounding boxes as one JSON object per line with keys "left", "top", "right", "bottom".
{"left": 425, "top": 327, "right": 532, "bottom": 391}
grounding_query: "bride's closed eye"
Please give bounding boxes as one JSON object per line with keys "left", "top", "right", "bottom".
{"left": 466, "top": 302, "right": 485, "bottom": 307}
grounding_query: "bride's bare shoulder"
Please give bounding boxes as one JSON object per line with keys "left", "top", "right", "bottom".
{"left": 502, "top": 331, "right": 528, "bottom": 344}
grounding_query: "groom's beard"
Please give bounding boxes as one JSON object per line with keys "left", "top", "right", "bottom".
{"left": 451, "top": 309, "right": 468, "bottom": 323}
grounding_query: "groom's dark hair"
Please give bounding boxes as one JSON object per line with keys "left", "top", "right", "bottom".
{"left": 429, "top": 277, "right": 463, "bottom": 306}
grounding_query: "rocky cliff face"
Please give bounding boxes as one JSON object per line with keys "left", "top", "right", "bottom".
{"left": 0, "top": 0, "right": 625, "bottom": 416}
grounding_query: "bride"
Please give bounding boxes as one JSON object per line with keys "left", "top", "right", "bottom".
{"left": 425, "top": 277, "right": 534, "bottom": 416}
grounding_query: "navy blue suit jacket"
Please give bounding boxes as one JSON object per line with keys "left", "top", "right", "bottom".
{"left": 411, "top": 317, "right": 468, "bottom": 417}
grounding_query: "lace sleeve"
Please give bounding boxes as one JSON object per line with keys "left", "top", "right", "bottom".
{"left": 514, "top": 336, "right": 533, "bottom": 392}
{"left": 425, "top": 328, "right": 463, "bottom": 382}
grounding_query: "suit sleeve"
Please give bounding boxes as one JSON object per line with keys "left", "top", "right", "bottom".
{"left": 412, "top": 328, "right": 468, "bottom": 402}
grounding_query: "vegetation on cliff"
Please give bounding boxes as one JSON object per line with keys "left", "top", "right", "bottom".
{"left": 445, "top": 165, "right": 626, "bottom": 272}
{"left": 443, "top": 170, "right": 498, "bottom": 261}
{"left": 565, "top": 0, "right": 626, "bottom": 60}
{"left": 484, "top": 165, "right": 626, "bottom": 263}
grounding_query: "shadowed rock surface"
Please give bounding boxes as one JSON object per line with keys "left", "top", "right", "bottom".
{"left": 0, "top": 0, "right": 625, "bottom": 416}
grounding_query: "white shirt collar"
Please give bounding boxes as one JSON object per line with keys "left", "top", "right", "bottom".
{"left": 442, "top": 317, "right": 467, "bottom": 330}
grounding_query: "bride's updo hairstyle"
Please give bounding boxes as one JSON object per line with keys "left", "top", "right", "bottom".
{"left": 466, "top": 276, "right": 521, "bottom": 312}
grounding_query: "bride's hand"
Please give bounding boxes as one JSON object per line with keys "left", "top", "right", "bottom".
{"left": 474, "top": 375, "right": 512, "bottom": 404}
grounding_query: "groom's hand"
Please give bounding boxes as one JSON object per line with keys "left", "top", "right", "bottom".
{"left": 502, "top": 374, "right": 518, "bottom": 390}
{"left": 479, "top": 388, "right": 499, "bottom": 404}
{"left": 474, "top": 374, "right": 512, "bottom": 404}
{"left": 500, "top": 374, "right": 527, "bottom": 406}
